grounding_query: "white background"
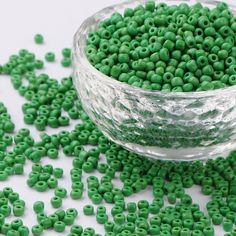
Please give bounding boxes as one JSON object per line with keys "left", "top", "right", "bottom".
{"left": 0, "top": 0, "right": 234, "bottom": 235}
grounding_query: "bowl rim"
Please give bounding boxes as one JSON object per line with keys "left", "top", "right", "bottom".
{"left": 73, "top": 0, "right": 236, "bottom": 99}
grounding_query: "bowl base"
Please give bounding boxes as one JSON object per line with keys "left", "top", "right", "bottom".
{"left": 111, "top": 139, "right": 236, "bottom": 161}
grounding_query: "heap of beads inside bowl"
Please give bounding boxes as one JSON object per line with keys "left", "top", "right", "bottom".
{"left": 86, "top": 1, "right": 236, "bottom": 92}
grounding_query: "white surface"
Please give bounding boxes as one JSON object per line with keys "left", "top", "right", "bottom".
{"left": 0, "top": 0, "right": 234, "bottom": 235}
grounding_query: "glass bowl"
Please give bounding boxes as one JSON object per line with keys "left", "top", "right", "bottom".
{"left": 73, "top": 0, "right": 236, "bottom": 161}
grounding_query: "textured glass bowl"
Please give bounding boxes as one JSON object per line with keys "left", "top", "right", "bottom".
{"left": 73, "top": 0, "right": 236, "bottom": 161}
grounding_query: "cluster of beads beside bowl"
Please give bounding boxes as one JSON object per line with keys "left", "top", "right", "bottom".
{"left": 86, "top": 1, "right": 236, "bottom": 92}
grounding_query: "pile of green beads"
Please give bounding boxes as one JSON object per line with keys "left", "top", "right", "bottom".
{"left": 0, "top": 187, "right": 25, "bottom": 221}
{"left": 1, "top": 48, "right": 74, "bottom": 131}
{"left": 27, "top": 163, "right": 62, "bottom": 192}
{"left": 32, "top": 207, "right": 78, "bottom": 235}
{"left": 1, "top": 219, "right": 29, "bottom": 236}
{"left": 0, "top": 126, "right": 29, "bottom": 181}
{"left": 86, "top": 1, "right": 236, "bottom": 92}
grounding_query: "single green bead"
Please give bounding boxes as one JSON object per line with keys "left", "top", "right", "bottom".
{"left": 54, "top": 221, "right": 66, "bottom": 232}
{"left": 1, "top": 223, "right": 11, "bottom": 234}
{"left": 45, "top": 52, "right": 55, "bottom": 62}
{"left": 61, "top": 58, "right": 71, "bottom": 67}
{"left": 97, "top": 206, "right": 106, "bottom": 215}
{"left": 212, "top": 213, "right": 223, "bottom": 225}
{"left": 46, "top": 212, "right": 58, "bottom": 223}
{"left": 18, "top": 226, "right": 30, "bottom": 236}
{"left": 223, "top": 219, "right": 233, "bottom": 232}
{"left": 159, "top": 48, "right": 170, "bottom": 61}
{"left": 200, "top": 81, "right": 214, "bottom": 91}
{"left": 11, "top": 219, "right": 23, "bottom": 230}
{"left": 13, "top": 204, "right": 24, "bottom": 216}
{"left": 63, "top": 214, "right": 75, "bottom": 226}
{"left": 96, "top": 213, "right": 108, "bottom": 224}
{"left": 229, "top": 75, "right": 236, "bottom": 85}
{"left": 203, "top": 226, "right": 214, "bottom": 236}
{"left": 180, "top": 228, "right": 191, "bottom": 236}
{"left": 83, "top": 205, "right": 94, "bottom": 216}
{"left": 91, "top": 193, "right": 103, "bottom": 204}
{"left": 6, "top": 229, "right": 20, "bottom": 236}
{"left": 35, "top": 181, "right": 48, "bottom": 192}
{"left": 218, "top": 49, "right": 228, "bottom": 60}
{"left": 34, "top": 34, "right": 44, "bottom": 44}
{"left": 47, "top": 148, "right": 58, "bottom": 159}
{"left": 53, "top": 168, "right": 63, "bottom": 178}
{"left": 50, "top": 196, "right": 62, "bottom": 208}
{"left": 70, "top": 189, "right": 83, "bottom": 199}
{"left": 58, "top": 116, "right": 70, "bottom": 126}
{"left": 62, "top": 48, "right": 71, "bottom": 58}
{"left": 47, "top": 177, "right": 58, "bottom": 189}
{"left": 31, "top": 225, "right": 43, "bottom": 236}
{"left": 40, "top": 217, "right": 52, "bottom": 229}
{"left": 201, "top": 185, "right": 213, "bottom": 195}
{"left": 0, "top": 205, "right": 11, "bottom": 217}
{"left": 55, "top": 188, "right": 67, "bottom": 198}
{"left": 70, "top": 225, "right": 83, "bottom": 234}
{"left": 171, "top": 77, "right": 184, "bottom": 87}
{"left": 114, "top": 213, "right": 126, "bottom": 225}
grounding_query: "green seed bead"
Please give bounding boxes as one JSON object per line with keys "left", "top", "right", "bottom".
{"left": 97, "top": 206, "right": 106, "bottom": 215}
{"left": 0, "top": 170, "right": 8, "bottom": 181}
{"left": 34, "top": 34, "right": 44, "bottom": 44}
{"left": 70, "top": 225, "right": 83, "bottom": 235}
{"left": 54, "top": 221, "right": 66, "bottom": 232}
{"left": 47, "top": 177, "right": 58, "bottom": 189}
{"left": 203, "top": 226, "right": 214, "bottom": 236}
{"left": 6, "top": 229, "right": 20, "bottom": 236}
{"left": 223, "top": 219, "right": 233, "bottom": 232}
{"left": 229, "top": 75, "right": 236, "bottom": 85}
{"left": 45, "top": 52, "right": 55, "bottom": 62}
{"left": 159, "top": 48, "right": 170, "bottom": 61}
{"left": 61, "top": 58, "right": 71, "bottom": 67}
{"left": 3, "top": 186, "right": 13, "bottom": 197}
{"left": 13, "top": 204, "right": 24, "bottom": 216}
{"left": 50, "top": 196, "right": 62, "bottom": 208}
{"left": 96, "top": 213, "right": 108, "bottom": 224}
{"left": 35, "top": 181, "right": 48, "bottom": 192}
{"left": 49, "top": 214, "right": 59, "bottom": 224}
{"left": 63, "top": 214, "right": 75, "bottom": 226}
{"left": 212, "top": 213, "right": 223, "bottom": 225}
{"left": 8, "top": 192, "right": 19, "bottom": 203}
{"left": 0, "top": 205, "right": 11, "bottom": 217}
{"left": 53, "top": 168, "right": 63, "bottom": 178}
{"left": 62, "top": 48, "right": 71, "bottom": 58}
{"left": 55, "top": 188, "right": 67, "bottom": 198}
{"left": 1, "top": 223, "right": 11, "bottom": 234}
{"left": 47, "top": 149, "right": 59, "bottom": 159}
{"left": 13, "top": 163, "right": 24, "bottom": 174}
{"left": 83, "top": 205, "right": 94, "bottom": 216}
{"left": 91, "top": 193, "right": 103, "bottom": 204}
{"left": 18, "top": 226, "right": 30, "bottom": 236}
{"left": 40, "top": 217, "right": 52, "bottom": 229}
{"left": 31, "top": 225, "right": 43, "bottom": 236}
{"left": 127, "top": 202, "right": 137, "bottom": 213}
{"left": 114, "top": 213, "right": 126, "bottom": 225}
{"left": 70, "top": 189, "right": 83, "bottom": 199}
{"left": 11, "top": 219, "right": 23, "bottom": 230}
{"left": 172, "top": 226, "right": 181, "bottom": 236}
